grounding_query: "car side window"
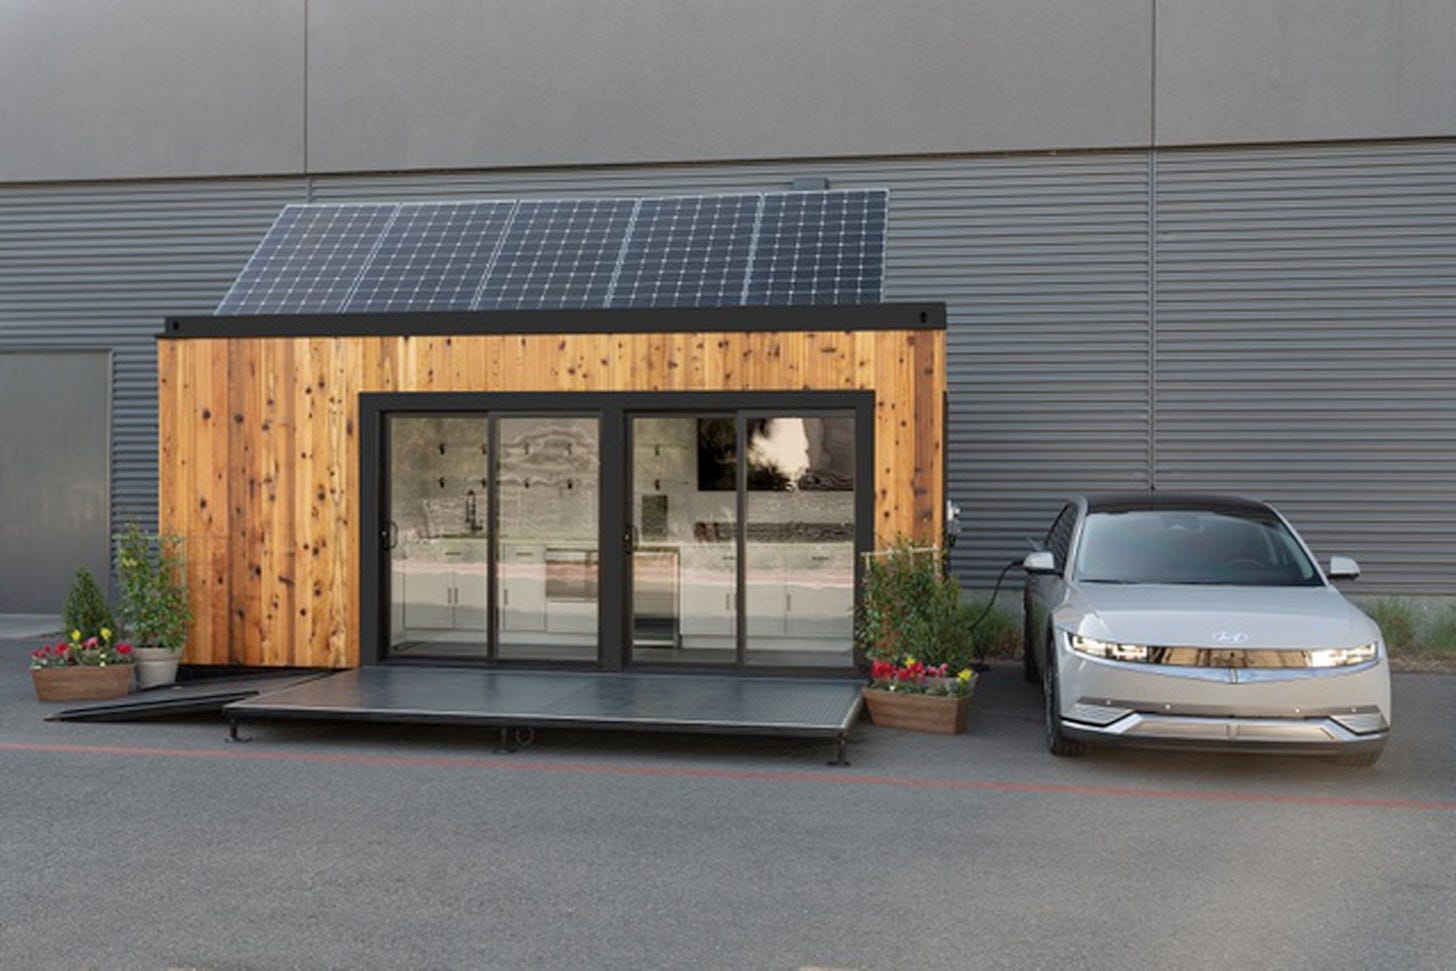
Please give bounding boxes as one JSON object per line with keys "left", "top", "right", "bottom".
{"left": 1045, "top": 505, "right": 1076, "bottom": 570}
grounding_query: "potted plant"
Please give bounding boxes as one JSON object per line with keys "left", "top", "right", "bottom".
{"left": 30, "top": 627, "right": 135, "bottom": 701}
{"left": 115, "top": 523, "right": 191, "bottom": 689}
{"left": 864, "top": 657, "right": 977, "bottom": 734}
{"left": 856, "top": 541, "right": 979, "bottom": 734}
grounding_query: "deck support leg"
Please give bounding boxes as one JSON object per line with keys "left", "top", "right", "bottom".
{"left": 828, "top": 732, "right": 850, "bottom": 767}
{"left": 493, "top": 726, "right": 515, "bottom": 755}
{"left": 226, "top": 716, "right": 252, "bottom": 744}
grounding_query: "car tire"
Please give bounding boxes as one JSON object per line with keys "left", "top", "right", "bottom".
{"left": 1022, "top": 602, "right": 1039, "bottom": 684}
{"left": 1044, "top": 638, "right": 1087, "bottom": 757}
{"left": 1334, "top": 749, "right": 1382, "bottom": 767}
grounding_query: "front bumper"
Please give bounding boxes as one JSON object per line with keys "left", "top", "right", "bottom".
{"left": 1056, "top": 631, "right": 1391, "bottom": 755}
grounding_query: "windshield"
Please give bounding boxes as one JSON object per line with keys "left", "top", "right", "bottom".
{"left": 1073, "top": 509, "right": 1323, "bottom": 586}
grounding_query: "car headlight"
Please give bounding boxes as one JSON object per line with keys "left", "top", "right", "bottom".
{"left": 1070, "top": 634, "right": 1150, "bottom": 663}
{"left": 1307, "top": 643, "right": 1380, "bottom": 668}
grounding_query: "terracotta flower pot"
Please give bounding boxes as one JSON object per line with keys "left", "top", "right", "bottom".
{"left": 31, "top": 665, "right": 134, "bottom": 702}
{"left": 862, "top": 686, "right": 973, "bottom": 735}
{"left": 134, "top": 646, "right": 182, "bottom": 689}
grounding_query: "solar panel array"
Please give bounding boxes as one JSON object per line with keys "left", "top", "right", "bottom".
{"left": 216, "top": 190, "right": 886, "bottom": 315}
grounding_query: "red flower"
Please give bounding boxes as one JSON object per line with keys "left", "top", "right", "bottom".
{"left": 870, "top": 660, "right": 894, "bottom": 680}
{"left": 116, "top": 643, "right": 133, "bottom": 655}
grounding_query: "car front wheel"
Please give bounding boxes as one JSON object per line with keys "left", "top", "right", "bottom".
{"left": 1044, "top": 636, "right": 1087, "bottom": 757}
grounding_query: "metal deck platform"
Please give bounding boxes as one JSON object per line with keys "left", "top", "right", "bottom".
{"left": 46, "top": 672, "right": 329, "bottom": 722}
{"left": 224, "top": 667, "right": 864, "bottom": 763}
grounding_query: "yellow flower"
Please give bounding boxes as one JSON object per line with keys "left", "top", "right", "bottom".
{"left": 957, "top": 669, "right": 972, "bottom": 682}
{"left": 101, "top": 627, "right": 112, "bottom": 641}
{"left": 71, "top": 629, "right": 82, "bottom": 643}
{"left": 903, "top": 655, "right": 916, "bottom": 666}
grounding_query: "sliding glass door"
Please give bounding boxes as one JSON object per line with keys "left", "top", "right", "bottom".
{"left": 373, "top": 393, "right": 866, "bottom": 672}
{"left": 627, "top": 411, "right": 858, "bottom": 669}
{"left": 385, "top": 412, "right": 599, "bottom": 662}
{"left": 495, "top": 416, "right": 600, "bottom": 661}
{"left": 387, "top": 415, "right": 490, "bottom": 658}
{"left": 629, "top": 415, "right": 738, "bottom": 665}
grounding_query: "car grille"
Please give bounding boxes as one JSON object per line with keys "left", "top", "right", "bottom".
{"left": 1137, "top": 647, "right": 1357, "bottom": 669}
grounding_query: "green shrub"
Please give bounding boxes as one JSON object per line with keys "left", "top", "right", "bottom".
{"left": 62, "top": 567, "right": 116, "bottom": 640}
{"left": 1420, "top": 607, "right": 1456, "bottom": 658}
{"left": 115, "top": 523, "right": 192, "bottom": 652}
{"left": 966, "top": 601, "right": 1020, "bottom": 660}
{"left": 856, "top": 541, "right": 976, "bottom": 670}
{"left": 1360, "top": 597, "right": 1419, "bottom": 654}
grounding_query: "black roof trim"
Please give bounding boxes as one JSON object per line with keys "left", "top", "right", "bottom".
{"left": 1084, "top": 492, "right": 1276, "bottom": 516}
{"left": 160, "top": 303, "right": 945, "bottom": 340}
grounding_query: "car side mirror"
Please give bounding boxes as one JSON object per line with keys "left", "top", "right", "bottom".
{"left": 1327, "top": 556, "right": 1361, "bottom": 581}
{"left": 1023, "top": 550, "right": 1058, "bottom": 576}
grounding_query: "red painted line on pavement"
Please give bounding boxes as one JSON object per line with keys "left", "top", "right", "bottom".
{"left": 3, "top": 740, "right": 1452, "bottom": 812}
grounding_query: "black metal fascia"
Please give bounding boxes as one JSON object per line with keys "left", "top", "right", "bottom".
{"left": 159, "top": 303, "right": 946, "bottom": 339}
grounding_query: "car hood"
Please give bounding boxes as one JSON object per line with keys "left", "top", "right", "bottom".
{"left": 1056, "top": 583, "right": 1380, "bottom": 650}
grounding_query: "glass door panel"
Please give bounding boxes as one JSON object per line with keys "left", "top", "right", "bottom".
{"left": 630, "top": 416, "right": 736, "bottom": 665}
{"left": 495, "top": 416, "right": 600, "bottom": 661}
{"left": 744, "top": 415, "right": 856, "bottom": 668}
{"left": 387, "top": 415, "right": 490, "bottom": 658}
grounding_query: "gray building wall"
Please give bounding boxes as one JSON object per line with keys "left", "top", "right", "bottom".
{"left": 4, "top": 1, "right": 1456, "bottom": 182}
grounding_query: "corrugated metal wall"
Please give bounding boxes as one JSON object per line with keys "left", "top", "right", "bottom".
{"left": 0, "top": 178, "right": 305, "bottom": 605}
{"left": 1153, "top": 142, "right": 1456, "bottom": 592}
{"left": 2, "top": 140, "right": 1452, "bottom": 607}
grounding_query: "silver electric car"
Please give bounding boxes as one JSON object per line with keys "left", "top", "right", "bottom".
{"left": 1023, "top": 494, "right": 1390, "bottom": 764}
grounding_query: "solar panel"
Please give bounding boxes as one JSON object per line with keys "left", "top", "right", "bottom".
{"left": 342, "top": 201, "right": 513, "bottom": 313}
{"left": 217, "top": 190, "right": 887, "bottom": 315}
{"left": 217, "top": 204, "right": 397, "bottom": 314}
{"left": 607, "top": 194, "right": 761, "bottom": 308}
{"left": 744, "top": 189, "right": 887, "bottom": 306}
{"left": 473, "top": 199, "right": 636, "bottom": 310}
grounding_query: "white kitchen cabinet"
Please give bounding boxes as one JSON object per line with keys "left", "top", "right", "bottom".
{"left": 746, "top": 546, "right": 787, "bottom": 637}
{"left": 785, "top": 546, "right": 855, "bottom": 639}
{"left": 680, "top": 545, "right": 736, "bottom": 636}
{"left": 402, "top": 563, "right": 454, "bottom": 630}
{"left": 499, "top": 543, "right": 546, "bottom": 632}
{"left": 400, "top": 540, "right": 488, "bottom": 633}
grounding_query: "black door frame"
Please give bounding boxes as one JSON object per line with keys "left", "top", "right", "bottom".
{"left": 360, "top": 390, "right": 874, "bottom": 674}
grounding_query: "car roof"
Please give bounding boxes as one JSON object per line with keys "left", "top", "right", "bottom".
{"left": 1081, "top": 492, "right": 1277, "bottom": 517}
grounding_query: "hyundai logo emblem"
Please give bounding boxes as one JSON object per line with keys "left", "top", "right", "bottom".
{"left": 1211, "top": 631, "right": 1249, "bottom": 645}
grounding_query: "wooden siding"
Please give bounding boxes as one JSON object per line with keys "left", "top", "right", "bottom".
{"left": 159, "top": 329, "right": 945, "bottom": 667}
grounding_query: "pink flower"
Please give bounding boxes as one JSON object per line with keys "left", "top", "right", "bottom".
{"left": 84, "top": 636, "right": 99, "bottom": 648}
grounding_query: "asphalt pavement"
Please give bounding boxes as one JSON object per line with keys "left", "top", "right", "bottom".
{"left": 1, "top": 635, "right": 1452, "bottom": 971}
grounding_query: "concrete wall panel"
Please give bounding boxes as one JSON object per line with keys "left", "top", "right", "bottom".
{"left": 305, "top": 0, "right": 1152, "bottom": 173}
{"left": 0, "top": 0, "right": 304, "bottom": 182}
{"left": 1157, "top": 0, "right": 1456, "bottom": 145}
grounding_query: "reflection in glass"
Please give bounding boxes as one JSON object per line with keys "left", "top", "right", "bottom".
{"left": 387, "top": 415, "right": 490, "bottom": 658}
{"left": 745, "top": 416, "right": 856, "bottom": 667}
{"left": 496, "top": 416, "right": 600, "bottom": 661}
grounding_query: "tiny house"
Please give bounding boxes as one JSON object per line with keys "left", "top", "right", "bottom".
{"left": 157, "top": 192, "right": 946, "bottom": 678}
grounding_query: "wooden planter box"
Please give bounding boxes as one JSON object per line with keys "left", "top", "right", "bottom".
{"left": 31, "top": 665, "right": 134, "bottom": 702}
{"left": 862, "top": 686, "right": 973, "bottom": 735}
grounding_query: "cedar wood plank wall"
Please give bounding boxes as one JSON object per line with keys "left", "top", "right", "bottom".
{"left": 158, "top": 329, "right": 945, "bottom": 668}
